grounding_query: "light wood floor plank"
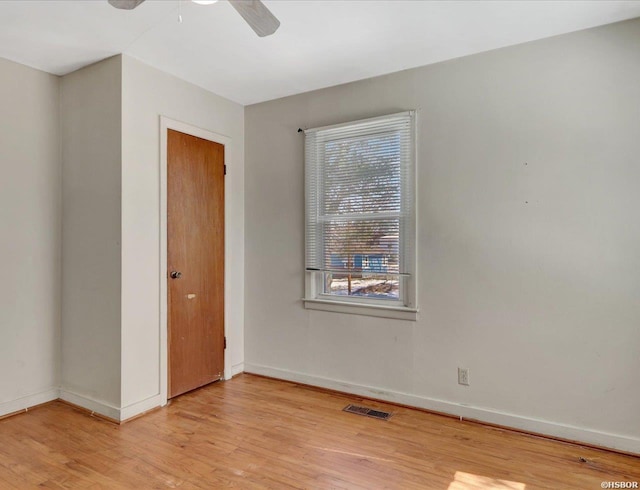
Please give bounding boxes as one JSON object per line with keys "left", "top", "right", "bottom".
{"left": 0, "top": 373, "right": 638, "bottom": 489}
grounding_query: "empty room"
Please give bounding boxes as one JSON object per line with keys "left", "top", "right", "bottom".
{"left": 0, "top": 0, "right": 639, "bottom": 488}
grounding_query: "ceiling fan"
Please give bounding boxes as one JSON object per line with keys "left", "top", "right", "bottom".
{"left": 108, "top": 0, "right": 280, "bottom": 37}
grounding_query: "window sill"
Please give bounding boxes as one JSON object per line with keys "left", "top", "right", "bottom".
{"left": 302, "top": 298, "right": 418, "bottom": 321}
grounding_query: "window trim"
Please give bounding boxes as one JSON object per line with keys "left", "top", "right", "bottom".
{"left": 303, "top": 111, "right": 418, "bottom": 321}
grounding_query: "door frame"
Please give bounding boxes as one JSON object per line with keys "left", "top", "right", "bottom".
{"left": 159, "top": 116, "right": 232, "bottom": 405}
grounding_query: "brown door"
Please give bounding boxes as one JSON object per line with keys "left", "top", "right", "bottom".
{"left": 167, "top": 129, "right": 225, "bottom": 398}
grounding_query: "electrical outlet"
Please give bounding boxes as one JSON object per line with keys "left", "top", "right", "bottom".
{"left": 458, "top": 368, "right": 470, "bottom": 386}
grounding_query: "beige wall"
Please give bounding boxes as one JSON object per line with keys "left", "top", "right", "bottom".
{"left": 60, "top": 56, "right": 122, "bottom": 412}
{"left": 121, "top": 56, "right": 245, "bottom": 412}
{"left": 244, "top": 18, "right": 640, "bottom": 452}
{"left": 57, "top": 55, "right": 246, "bottom": 419}
{"left": 0, "top": 58, "right": 61, "bottom": 416}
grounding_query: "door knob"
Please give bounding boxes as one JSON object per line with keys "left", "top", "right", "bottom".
{"left": 170, "top": 271, "right": 182, "bottom": 279}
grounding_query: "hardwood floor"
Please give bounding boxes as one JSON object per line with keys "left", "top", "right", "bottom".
{"left": 0, "top": 374, "right": 638, "bottom": 489}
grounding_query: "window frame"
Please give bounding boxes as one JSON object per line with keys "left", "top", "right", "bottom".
{"left": 303, "top": 111, "right": 418, "bottom": 321}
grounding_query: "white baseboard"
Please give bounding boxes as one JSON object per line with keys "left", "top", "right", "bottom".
{"left": 59, "top": 389, "right": 121, "bottom": 421}
{"left": 244, "top": 363, "right": 640, "bottom": 455}
{"left": 0, "top": 388, "right": 59, "bottom": 418}
{"left": 231, "top": 362, "right": 244, "bottom": 377}
{"left": 120, "top": 394, "right": 163, "bottom": 421}
{"left": 59, "top": 390, "right": 164, "bottom": 422}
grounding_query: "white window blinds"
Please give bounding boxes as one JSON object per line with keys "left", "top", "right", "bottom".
{"left": 305, "top": 111, "right": 416, "bottom": 305}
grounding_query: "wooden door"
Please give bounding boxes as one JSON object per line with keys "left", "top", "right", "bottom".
{"left": 167, "top": 129, "right": 225, "bottom": 398}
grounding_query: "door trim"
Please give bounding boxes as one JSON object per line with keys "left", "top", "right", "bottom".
{"left": 160, "top": 116, "right": 232, "bottom": 406}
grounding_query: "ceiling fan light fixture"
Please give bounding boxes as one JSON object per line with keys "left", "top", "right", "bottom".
{"left": 108, "top": 0, "right": 279, "bottom": 37}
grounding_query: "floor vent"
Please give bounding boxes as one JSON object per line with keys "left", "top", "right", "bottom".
{"left": 343, "top": 404, "right": 392, "bottom": 420}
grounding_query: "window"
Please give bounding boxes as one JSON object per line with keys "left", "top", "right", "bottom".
{"left": 304, "top": 111, "right": 417, "bottom": 320}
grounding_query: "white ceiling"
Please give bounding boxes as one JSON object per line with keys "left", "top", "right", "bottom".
{"left": 0, "top": 1, "right": 639, "bottom": 105}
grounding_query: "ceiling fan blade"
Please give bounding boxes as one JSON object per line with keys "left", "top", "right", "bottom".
{"left": 108, "top": 0, "right": 146, "bottom": 10}
{"left": 229, "top": 0, "right": 280, "bottom": 37}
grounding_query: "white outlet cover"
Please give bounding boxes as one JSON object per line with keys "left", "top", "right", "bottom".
{"left": 458, "top": 368, "right": 470, "bottom": 386}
